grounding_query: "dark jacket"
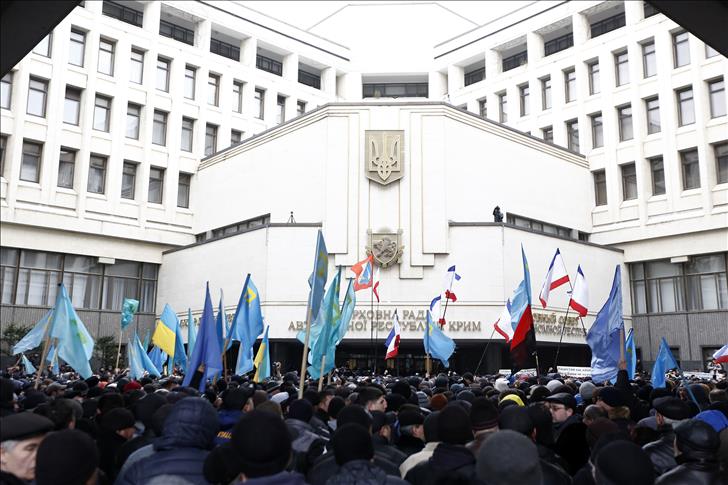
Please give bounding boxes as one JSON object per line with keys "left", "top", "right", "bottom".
{"left": 97, "top": 427, "right": 128, "bottom": 482}
{"left": 396, "top": 434, "right": 425, "bottom": 457}
{"left": 307, "top": 449, "right": 399, "bottom": 485}
{"left": 643, "top": 427, "right": 678, "bottom": 476}
{"left": 540, "top": 459, "right": 573, "bottom": 485}
{"left": 655, "top": 459, "right": 726, "bottom": 485}
{"left": 373, "top": 435, "right": 408, "bottom": 466}
{"left": 326, "top": 460, "right": 408, "bottom": 485}
{"left": 215, "top": 408, "right": 242, "bottom": 445}
{"left": 245, "top": 471, "right": 309, "bottom": 485}
{"left": 553, "top": 415, "right": 589, "bottom": 475}
{"left": 287, "top": 418, "right": 326, "bottom": 475}
{"left": 404, "top": 443, "right": 481, "bottom": 485}
{"left": 115, "top": 398, "right": 219, "bottom": 485}
{"left": 0, "top": 471, "right": 26, "bottom": 485}
{"left": 311, "top": 409, "right": 332, "bottom": 440}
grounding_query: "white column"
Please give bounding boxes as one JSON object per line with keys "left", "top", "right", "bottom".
{"left": 428, "top": 71, "right": 447, "bottom": 101}
{"left": 572, "top": 12, "right": 589, "bottom": 46}
{"left": 242, "top": 37, "right": 257, "bottom": 68}
{"left": 624, "top": 1, "right": 643, "bottom": 25}
{"left": 143, "top": 2, "right": 161, "bottom": 34}
{"left": 337, "top": 72, "right": 362, "bottom": 101}
{"left": 322, "top": 67, "right": 336, "bottom": 98}
{"left": 197, "top": 19, "right": 212, "bottom": 51}
{"left": 283, "top": 52, "right": 298, "bottom": 82}
{"left": 446, "top": 64, "right": 463, "bottom": 96}
{"left": 486, "top": 49, "right": 500, "bottom": 77}
{"left": 527, "top": 32, "right": 543, "bottom": 64}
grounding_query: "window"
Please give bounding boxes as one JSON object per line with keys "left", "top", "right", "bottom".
{"left": 593, "top": 170, "right": 607, "bottom": 206}
{"left": 181, "top": 117, "right": 194, "bottom": 152}
{"left": 126, "top": 103, "right": 141, "bottom": 139}
{"left": 642, "top": 40, "right": 656, "bottom": 77}
{"left": 506, "top": 214, "right": 572, "bottom": 238}
{"left": 156, "top": 57, "right": 170, "bottom": 92}
{"left": 650, "top": 156, "right": 665, "bottom": 195}
{"left": 69, "top": 29, "right": 85, "bottom": 67}
{"left": 231, "top": 129, "right": 242, "bottom": 144}
{"left": 676, "top": 87, "right": 695, "bottom": 126}
{"left": 197, "top": 214, "right": 271, "bottom": 242}
{"left": 542, "top": 126, "right": 553, "bottom": 143}
{"left": 148, "top": 167, "right": 164, "bottom": 204}
{"left": 177, "top": 173, "right": 191, "bottom": 208}
{"left": 621, "top": 163, "right": 637, "bottom": 200}
{"left": 715, "top": 143, "right": 728, "bottom": 184}
{"left": 102, "top": 1, "right": 144, "bottom": 27}
{"left": 645, "top": 97, "right": 661, "bottom": 134}
{"left": 27, "top": 77, "right": 48, "bottom": 117}
{"left": 706, "top": 45, "right": 719, "bottom": 58}
{"left": 93, "top": 95, "right": 111, "bottom": 132}
{"left": 540, "top": 77, "right": 551, "bottom": 110}
{"left": 502, "top": 50, "right": 527, "bottom": 72}
{"left": 233, "top": 81, "right": 243, "bottom": 113}
{"left": 680, "top": 148, "right": 700, "bottom": 190}
{"left": 256, "top": 54, "right": 282, "bottom": 76}
{"left": 478, "top": 99, "right": 487, "bottom": 118}
{"left": 590, "top": 12, "right": 625, "bottom": 38}
{"left": 152, "top": 110, "right": 167, "bottom": 146}
{"left": 566, "top": 119, "right": 579, "bottom": 152}
{"left": 63, "top": 87, "right": 81, "bottom": 125}
{"left": 8, "top": 249, "right": 62, "bottom": 306}
{"left": 614, "top": 50, "right": 629, "bottom": 86}
{"left": 0, "top": 135, "right": 6, "bottom": 177}
{"left": 20, "top": 141, "right": 42, "bottom": 182}
{"left": 33, "top": 34, "right": 51, "bottom": 57}
{"left": 464, "top": 67, "right": 485, "bottom": 87}
{"left": 276, "top": 96, "right": 286, "bottom": 124}
{"left": 205, "top": 124, "right": 218, "bottom": 156}
{"left": 299, "top": 69, "right": 322, "bottom": 89}
{"left": 121, "top": 161, "right": 136, "bottom": 199}
{"left": 86, "top": 155, "right": 106, "bottom": 194}
{"left": 208, "top": 74, "right": 220, "bottom": 106}
{"left": 498, "top": 92, "right": 507, "bottom": 123}
{"left": 708, "top": 78, "right": 725, "bottom": 118}
{"left": 685, "top": 255, "right": 728, "bottom": 311}
{"left": 564, "top": 68, "right": 576, "bottom": 103}
{"left": 362, "top": 83, "right": 428, "bottom": 98}
{"left": 297, "top": 101, "right": 306, "bottom": 117}
{"left": 182, "top": 65, "right": 196, "bottom": 100}
{"left": 97, "top": 38, "right": 115, "bottom": 76}
{"left": 518, "top": 84, "right": 529, "bottom": 116}
{"left": 57, "top": 149, "right": 75, "bottom": 189}
{"left": 544, "top": 32, "right": 573, "bottom": 56}
{"left": 590, "top": 113, "right": 603, "bottom": 148}
{"left": 587, "top": 61, "right": 600, "bottom": 95}
{"left": 643, "top": 2, "right": 658, "bottom": 18}
{"left": 159, "top": 19, "right": 194, "bottom": 45}
{"left": 1, "top": 73, "right": 11, "bottom": 109}
{"left": 130, "top": 48, "right": 144, "bottom": 84}
{"left": 673, "top": 31, "right": 690, "bottom": 68}
{"left": 617, "top": 105, "right": 633, "bottom": 141}
{"left": 255, "top": 88, "right": 265, "bottom": 119}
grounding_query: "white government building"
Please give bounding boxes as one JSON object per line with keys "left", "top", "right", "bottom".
{"left": 1, "top": 1, "right": 726, "bottom": 373}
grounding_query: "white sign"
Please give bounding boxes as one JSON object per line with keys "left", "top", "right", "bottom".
{"left": 498, "top": 368, "right": 537, "bottom": 377}
{"left": 557, "top": 366, "right": 592, "bottom": 378}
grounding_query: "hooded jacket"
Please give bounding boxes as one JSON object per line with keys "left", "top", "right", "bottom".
{"left": 403, "top": 443, "right": 481, "bottom": 485}
{"left": 286, "top": 418, "right": 326, "bottom": 475}
{"left": 655, "top": 455, "right": 726, "bottom": 485}
{"left": 326, "top": 460, "right": 408, "bottom": 485}
{"left": 643, "top": 426, "right": 679, "bottom": 476}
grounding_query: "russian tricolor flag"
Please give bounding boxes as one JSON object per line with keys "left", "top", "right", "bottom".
{"left": 568, "top": 265, "right": 589, "bottom": 317}
{"left": 539, "top": 249, "right": 570, "bottom": 308}
{"left": 352, "top": 255, "right": 373, "bottom": 291}
{"left": 493, "top": 299, "right": 514, "bottom": 343}
{"left": 384, "top": 310, "right": 401, "bottom": 359}
{"left": 713, "top": 343, "right": 728, "bottom": 364}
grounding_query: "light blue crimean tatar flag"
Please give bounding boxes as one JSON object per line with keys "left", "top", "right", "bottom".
{"left": 231, "top": 274, "right": 265, "bottom": 375}
{"left": 308, "top": 230, "right": 329, "bottom": 323}
{"left": 47, "top": 344, "right": 60, "bottom": 375}
{"left": 187, "top": 308, "right": 197, "bottom": 361}
{"left": 128, "top": 332, "right": 161, "bottom": 379}
{"left": 120, "top": 298, "right": 140, "bottom": 330}
{"left": 183, "top": 283, "right": 223, "bottom": 391}
{"left": 20, "top": 354, "right": 37, "bottom": 375}
{"left": 625, "top": 328, "right": 637, "bottom": 380}
{"left": 335, "top": 279, "right": 356, "bottom": 345}
{"left": 148, "top": 346, "right": 167, "bottom": 375}
{"left": 12, "top": 309, "right": 53, "bottom": 355}
{"left": 49, "top": 283, "right": 95, "bottom": 379}
{"left": 651, "top": 337, "right": 679, "bottom": 388}
{"left": 424, "top": 310, "right": 455, "bottom": 368}
{"left": 586, "top": 266, "right": 624, "bottom": 383}
{"left": 307, "top": 269, "right": 342, "bottom": 379}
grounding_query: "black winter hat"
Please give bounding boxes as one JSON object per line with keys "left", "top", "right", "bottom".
{"left": 498, "top": 406, "right": 534, "bottom": 436}
{"left": 35, "top": 429, "right": 99, "bottom": 485}
{"left": 476, "top": 430, "right": 542, "bottom": 485}
{"left": 231, "top": 410, "right": 292, "bottom": 478}
{"left": 470, "top": 397, "right": 499, "bottom": 431}
{"left": 674, "top": 419, "right": 720, "bottom": 454}
{"left": 398, "top": 408, "right": 425, "bottom": 427}
{"left": 437, "top": 405, "right": 473, "bottom": 445}
{"left": 653, "top": 396, "right": 691, "bottom": 421}
{"left": 332, "top": 424, "right": 374, "bottom": 465}
{"left": 132, "top": 393, "right": 166, "bottom": 427}
{"left": 336, "top": 404, "right": 372, "bottom": 430}
{"left": 594, "top": 440, "right": 655, "bottom": 485}
{"left": 287, "top": 399, "right": 313, "bottom": 422}
{"left": 423, "top": 411, "right": 440, "bottom": 443}
{"left": 597, "top": 387, "right": 626, "bottom": 407}
{"left": 391, "top": 381, "right": 412, "bottom": 399}
{"left": 0, "top": 412, "right": 53, "bottom": 441}
{"left": 100, "top": 407, "right": 135, "bottom": 431}
{"left": 222, "top": 388, "right": 253, "bottom": 411}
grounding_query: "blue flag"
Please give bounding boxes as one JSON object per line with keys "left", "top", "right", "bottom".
{"left": 335, "top": 279, "right": 356, "bottom": 345}
{"left": 142, "top": 328, "right": 151, "bottom": 351}
{"left": 215, "top": 291, "right": 226, "bottom": 353}
{"left": 586, "top": 266, "right": 624, "bottom": 383}
{"left": 12, "top": 309, "right": 53, "bottom": 355}
{"left": 120, "top": 298, "right": 139, "bottom": 330}
{"left": 307, "top": 270, "right": 342, "bottom": 379}
{"left": 47, "top": 344, "right": 60, "bottom": 375}
{"left": 625, "top": 328, "right": 637, "bottom": 380}
{"left": 232, "top": 275, "right": 265, "bottom": 375}
{"left": 128, "top": 332, "right": 161, "bottom": 379}
{"left": 148, "top": 346, "right": 167, "bottom": 375}
{"left": 651, "top": 337, "right": 679, "bottom": 388}
{"left": 49, "top": 284, "right": 94, "bottom": 379}
{"left": 20, "top": 354, "right": 37, "bottom": 375}
{"left": 183, "top": 283, "right": 223, "bottom": 391}
{"left": 424, "top": 311, "right": 455, "bottom": 368}
{"left": 187, "top": 308, "right": 197, "bottom": 361}
{"left": 308, "top": 230, "right": 329, "bottom": 322}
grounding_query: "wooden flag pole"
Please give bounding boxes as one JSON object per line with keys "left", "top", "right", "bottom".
{"left": 619, "top": 327, "right": 625, "bottom": 362}
{"left": 317, "top": 355, "right": 326, "bottom": 391}
{"left": 34, "top": 329, "right": 54, "bottom": 390}
{"left": 425, "top": 353, "right": 432, "bottom": 377}
{"left": 114, "top": 327, "right": 124, "bottom": 371}
{"left": 299, "top": 302, "right": 313, "bottom": 399}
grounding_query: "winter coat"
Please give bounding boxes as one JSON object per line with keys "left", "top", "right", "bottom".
{"left": 643, "top": 427, "right": 678, "bottom": 476}
{"left": 115, "top": 398, "right": 219, "bottom": 485}
{"left": 655, "top": 459, "right": 726, "bottom": 485}
{"left": 539, "top": 459, "right": 573, "bottom": 485}
{"left": 553, "top": 414, "right": 589, "bottom": 475}
{"left": 311, "top": 409, "right": 332, "bottom": 440}
{"left": 395, "top": 434, "right": 424, "bottom": 457}
{"left": 307, "top": 449, "right": 400, "bottom": 485}
{"left": 244, "top": 471, "right": 309, "bottom": 485}
{"left": 97, "top": 427, "right": 128, "bottom": 482}
{"left": 287, "top": 418, "right": 326, "bottom": 475}
{"left": 404, "top": 443, "right": 481, "bottom": 485}
{"left": 0, "top": 471, "right": 25, "bottom": 485}
{"left": 326, "top": 460, "right": 408, "bottom": 485}
{"left": 215, "top": 408, "right": 243, "bottom": 445}
{"left": 373, "top": 435, "right": 408, "bottom": 466}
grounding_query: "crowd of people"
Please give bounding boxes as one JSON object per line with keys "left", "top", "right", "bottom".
{"left": 1, "top": 359, "right": 727, "bottom": 485}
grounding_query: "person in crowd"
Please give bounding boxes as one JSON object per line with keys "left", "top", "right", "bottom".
{"left": 357, "top": 387, "right": 387, "bottom": 413}
{"left": 215, "top": 387, "right": 254, "bottom": 445}
{"left": 477, "top": 430, "right": 541, "bottom": 485}
{"left": 643, "top": 396, "right": 691, "bottom": 476}
{"left": 0, "top": 413, "right": 54, "bottom": 484}
{"left": 35, "top": 429, "right": 99, "bottom": 485}
{"left": 656, "top": 419, "right": 725, "bottom": 485}
{"left": 545, "top": 392, "right": 589, "bottom": 474}
{"left": 593, "top": 440, "right": 656, "bottom": 485}
{"left": 286, "top": 399, "right": 326, "bottom": 475}
{"left": 371, "top": 411, "right": 407, "bottom": 466}
{"left": 96, "top": 407, "right": 135, "bottom": 482}
{"left": 582, "top": 404, "right": 607, "bottom": 426}
{"left": 396, "top": 408, "right": 426, "bottom": 456}
{"left": 400, "top": 411, "right": 440, "bottom": 478}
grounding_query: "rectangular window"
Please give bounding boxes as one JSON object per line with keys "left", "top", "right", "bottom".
{"left": 684, "top": 254, "right": 728, "bottom": 311}
{"left": 126, "top": 103, "right": 140, "bottom": 139}
{"left": 12, "top": 249, "right": 62, "bottom": 307}
{"left": 63, "top": 86, "right": 81, "bottom": 125}
{"left": 1, "top": 72, "right": 11, "bottom": 109}
{"left": 650, "top": 156, "right": 666, "bottom": 195}
{"left": 97, "top": 38, "right": 115, "bottom": 76}
{"left": 519, "top": 84, "right": 529, "bottom": 116}
{"left": 181, "top": 117, "right": 194, "bottom": 152}
{"left": 706, "top": 45, "right": 719, "bottom": 58}
{"left": 564, "top": 68, "right": 576, "bottom": 102}
{"left": 102, "top": 1, "right": 144, "bottom": 27}
{"left": 299, "top": 69, "right": 322, "bottom": 89}
{"left": 0, "top": 135, "right": 6, "bottom": 177}
{"left": 590, "top": 113, "right": 603, "bottom": 148}
{"left": 617, "top": 104, "right": 633, "bottom": 141}
{"left": 642, "top": 40, "right": 656, "bottom": 77}
{"left": 87, "top": 155, "right": 106, "bottom": 194}
{"left": 177, "top": 173, "right": 191, "bottom": 208}
{"left": 231, "top": 129, "right": 242, "bottom": 144}
{"left": 210, "top": 38, "right": 240, "bottom": 61}
{"left": 156, "top": 57, "right": 170, "bottom": 92}
{"left": 57, "top": 149, "right": 75, "bottom": 189}
{"left": 544, "top": 32, "right": 573, "bottom": 56}
{"left": 27, "top": 77, "right": 48, "bottom": 117}
{"left": 464, "top": 67, "right": 485, "bottom": 87}
{"left": 255, "top": 88, "right": 265, "bottom": 120}
{"left": 33, "top": 34, "right": 52, "bottom": 57}
{"left": 621, "top": 163, "right": 638, "bottom": 200}
{"left": 148, "top": 167, "right": 164, "bottom": 204}
{"left": 93, "top": 95, "right": 111, "bottom": 132}
{"left": 714, "top": 143, "right": 728, "bottom": 184}
{"left": 121, "top": 161, "right": 136, "bottom": 199}
{"left": 593, "top": 170, "right": 607, "bottom": 206}
{"left": 645, "top": 97, "right": 661, "bottom": 134}
{"left": 498, "top": 92, "right": 507, "bottom": 123}
{"left": 590, "top": 12, "right": 625, "bottom": 38}
{"left": 615, "top": 50, "right": 629, "bottom": 86}
{"left": 256, "top": 54, "right": 283, "bottom": 76}
{"left": 587, "top": 61, "right": 600, "bottom": 95}
{"left": 205, "top": 124, "right": 218, "bottom": 156}
{"left": 69, "top": 29, "right": 85, "bottom": 67}
{"left": 362, "top": 83, "right": 428, "bottom": 98}
{"left": 502, "top": 50, "right": 527, "bottom": 72}
{"left": 208, "top": 73, "right": 220, "bottom": 106}
{"left": 541, "top": 77, "right": 551, "bottom": 110}
{"left": 152, "top": 110, "right": 167, "bottom": 146}
{"left": 542, "top": 126, "right": 553, "bottom": 143}
{"left": 276, "top": 96, "right": 286, "bottom": 124}
{"left": 130, "top": 48, "right": 144, "bottom": 84}
{"left": 673, "top": 30, "right": 690, "bottom": 68}
{"left": 20, "top": 141, "right": 42, "bottom": 182}
{"left": 708, "top": 78, "right": 725, "bottom": 118}
{"left": 566, "top": 119, "right": 579, "bottom": 152}
{"left": 159, "top": 19, "right": 194, "bottom": 46}
{"left": 233, "top": 81, "right": 243, "bottom": 113}
{"left": 681, "top": 148, "right": 700, "bottom": 190}
{"left": 184, "top": 65, "right": 196, "bottom": 100}
{"left": 677, "top": 87, "right": 695, "bottom": 126}
{"left": 643, "top": 2, "right": 658, "bottom": 18}
{"left": 297, "top": 101, "right": 306, "bottom": 117}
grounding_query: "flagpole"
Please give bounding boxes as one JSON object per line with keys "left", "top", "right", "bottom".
{"left": 475, "top": 327, "right": 497, "bottom": 375}
{"left": 115, "top": 327, "right": 124, "bottom": 372}
{"left": 369, "top": 273, "right": 374, "bottom": 374}
{"left": 299, "top": 302, "right": 313, "bottom": 399}
{"left": 34, "top": 331, "right": 54, "bottom": 390}
{"left": 317, "top": 355, "right": 326, "bottom": 391}
{"left": 373, "top": 298, "right": 380, "bottom": 374}
{"left": 552, "top": 305, "right": 572, "bottom": 372}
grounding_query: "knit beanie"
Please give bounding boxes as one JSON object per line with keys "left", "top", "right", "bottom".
{"left": 579, "top": 381, "right": 596, "bottom": 401}
{"left": 470, "top": 397, "right": 499, "bottom": 431}
{"left": 100, "top": 407, "right": 135, "bottom": 432}
{"left": 423, "top": 411, "right": 440, "bottom": 442}
{"left": 231, "top": 410, "right": 292, "bottom": 478}
{"left": 332, "top": 424, "right": 374, "bottom": 465}
{"left": 429, "top": 393, "right": 448, "bottom": 411}
{"left": 287, "top": 399, "right": 313, "bottom": 422}
{"left": 494, "top": 378, "right": 509, "bottom": 393}
{"left": 336, "top": 404, "right": 372, "bottom": 429}
{"left": 594, "top": 440, "right": 655, "bottom": 485}
{"left": 476, "top": 430, "right": 542, "bottom": 485}
{"left": 437, "top": 405, "right": 473, "bottom": 445}
{"left": 35, "top": 430, "right": 99, "bottom": 485}
{"left": 498, "top": 406, "right": 534, "bottom": 436}
{"left": 546, "top": 380, "right": 562, "bottom": 393}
